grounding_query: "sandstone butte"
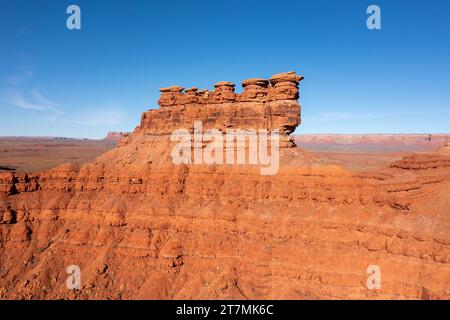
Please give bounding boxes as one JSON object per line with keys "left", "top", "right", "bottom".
{"left": 0, "top": 71, "right": 449, "bottom": 300}
{"left": 104, "top": 132, "right": 129, "bottom": 142}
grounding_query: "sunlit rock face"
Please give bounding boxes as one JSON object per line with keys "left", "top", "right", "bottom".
{"left": 0, "top": 72, "right": 449, "bottom": 300}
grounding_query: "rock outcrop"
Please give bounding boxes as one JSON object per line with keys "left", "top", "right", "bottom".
{"left": 390, "top": 155, "right": 450, "bottom": 170}
{"left": 0, "top": 72, "right": 449, "bottom": 300}
{"left": 143, "top": 71, "right": 302, "bottom": 149}
{"left": 104, "top": 132, "right": 129, "bottom": 143}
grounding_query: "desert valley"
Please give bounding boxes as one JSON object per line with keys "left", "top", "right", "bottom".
{"left": 0, "top": 72, "right": 449, "bottom": 300}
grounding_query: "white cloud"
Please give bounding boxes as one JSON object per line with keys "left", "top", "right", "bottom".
{"left": 2, "top": 67, "right": 63, "bottom": 114}
{"left": 2, "top": 89, "right": 63, "bottom": 114}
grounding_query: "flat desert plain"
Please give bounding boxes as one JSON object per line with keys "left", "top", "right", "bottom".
{"left": 0, "top": 137, "right": 116, "bottom": 173}
{"left": 1, "top": 134, "right": 446, "bottom": 174}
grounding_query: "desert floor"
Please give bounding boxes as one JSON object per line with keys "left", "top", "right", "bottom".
{"left": 0, "top": 137, "right": 115, "bottom": 173}
{"left": 0, "top": 136, "right": 440, "bottom": 174}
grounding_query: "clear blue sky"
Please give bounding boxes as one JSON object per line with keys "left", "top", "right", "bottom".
{"left": 1, "top": 0, "right": 449, "bottom": 138}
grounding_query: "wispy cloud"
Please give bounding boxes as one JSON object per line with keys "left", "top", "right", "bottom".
{"left": 2, "top": 89, "right": 63, "bottom": 114}
{"left": 308, "top": 112, "right": 376, "bottom": 122}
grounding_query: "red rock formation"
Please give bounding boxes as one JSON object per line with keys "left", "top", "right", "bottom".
{"left": 141, "top": 71, "right": 302, "bottom": 141}
{"left": 0, "top": 72, "right": 449, "bottom": 300}
{"left": 390, "top": 155, "right": 450, "bottom": 170}
{"left": 104, "top": 132, "right": 129, "bottom": 143}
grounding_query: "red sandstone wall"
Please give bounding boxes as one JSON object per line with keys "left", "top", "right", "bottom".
{"left": 139, "top": 72, "right": 303, "bottom": 135}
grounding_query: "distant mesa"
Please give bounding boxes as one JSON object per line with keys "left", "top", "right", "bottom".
{"left": 294, "top": 134, "right": 450, "bottom": 152}
{"left": 104, "top": 131, "right": 130, "bottom": 142}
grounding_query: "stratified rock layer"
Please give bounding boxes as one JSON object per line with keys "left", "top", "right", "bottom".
{"left": 0, "top": 72, "right": 449, "bottom": 300}
{"left": 145, "top": 71, "right": 302, "bottom": 138}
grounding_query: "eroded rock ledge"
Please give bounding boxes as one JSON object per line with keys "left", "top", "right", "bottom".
{"left": 139, "top": 71, "right": 303, "bottom": 137}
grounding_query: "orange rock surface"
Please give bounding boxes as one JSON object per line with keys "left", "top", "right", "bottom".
{"left": 437, "top": 142, "right": 450, "bottom": 156}
{"left": 0, "top": 72, "right": 449, "bottom": 300}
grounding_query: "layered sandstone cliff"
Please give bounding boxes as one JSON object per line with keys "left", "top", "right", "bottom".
{"left": 0, "top": 72, "right": 449, "bottom": 300}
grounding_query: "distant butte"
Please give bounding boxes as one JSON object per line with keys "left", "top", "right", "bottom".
{"left": 104, "top": 132, "right": 130, "bottom": 142}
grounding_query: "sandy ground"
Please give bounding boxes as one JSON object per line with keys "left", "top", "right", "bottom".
{"left": 0, "top": 136, "right": 444, "bottom": 174}
{"left": 308, "top": 151, "right": 415, "bottom": 171}
{"left": 0, "top": 137, "right": 116, "bottom": 173}
{"left": 295, "top": 141, "right": 443, "bottom": 172}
